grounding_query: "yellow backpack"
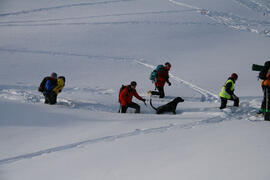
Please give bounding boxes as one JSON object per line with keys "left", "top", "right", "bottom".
{"left": 53, "top": 76, "right": 65, "bottom": 95}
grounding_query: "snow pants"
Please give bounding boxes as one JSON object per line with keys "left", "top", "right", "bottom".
{"left": 44, "top": 91, "right": 57, "bottom": 105}
{"left": 220, "top": 96, "right": 239, "bottom": 109}
{"left": 260, "top": 86, "right": 270, "bottom": 113}
{"left": 151, "top": 86, "right": 165, "bottom": 98}
{"left": 120, "top": 102, "right": 140, "bottom": 113}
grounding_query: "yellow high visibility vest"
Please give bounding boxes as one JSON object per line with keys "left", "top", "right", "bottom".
{"left": 219, "top": 79, "right": 234, "bottom": 99}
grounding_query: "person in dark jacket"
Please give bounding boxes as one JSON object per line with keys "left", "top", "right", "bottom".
{"left": 119, "top": 81, "right": 146, "bottom": 113}
{"left": 219, "top": 73, "right": 239, "bottom": 109}
{"left": 258, "top": 61, "right": 270, "bottom": 114}
{"left": 148, "top": 62, "right": 172, "bottom": 98}
{"left": 39, "top": 72, "right": 58, "bottom": 104}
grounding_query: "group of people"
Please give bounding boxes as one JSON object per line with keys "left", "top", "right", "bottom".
{"left": 38, "top": 61, "right": 270, "bottom": 118}
{"left": 39, "top": 72, "right": 65, "bottom": 105}
{"left": 118, "top": 62, "right": 172, "bottom": 113}
{"left": 118, "top": 61, "right": 241, "bottom": 113}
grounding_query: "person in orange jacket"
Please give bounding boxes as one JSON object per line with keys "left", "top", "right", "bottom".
{"left": 119, "top": 81, "right": 146, "bottom": 113}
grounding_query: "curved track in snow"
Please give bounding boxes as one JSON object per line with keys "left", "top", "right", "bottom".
{"left": 169, "top": 0, "right": 270, "bottom": 37}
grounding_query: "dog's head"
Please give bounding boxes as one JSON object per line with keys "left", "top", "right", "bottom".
{"left": 173, "top": 97, "right": 184, "bottom": 103}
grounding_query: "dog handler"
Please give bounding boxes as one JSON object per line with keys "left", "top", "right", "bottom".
{"left": 119, "top": 81, "right": 146, "bottom": 113}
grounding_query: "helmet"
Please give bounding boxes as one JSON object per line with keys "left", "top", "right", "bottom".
{"left": 231, "top": 73, "right": 238, "bottom": 80}
{"left": 130, "top": 81, "right": 137, "bottom": 86}
{"left": 51, "top": 72, "right": 57, "bottom": 79}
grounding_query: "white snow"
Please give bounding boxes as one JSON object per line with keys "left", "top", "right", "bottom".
{"left": 1, "top": 0, "right": 270, "bottom": 179}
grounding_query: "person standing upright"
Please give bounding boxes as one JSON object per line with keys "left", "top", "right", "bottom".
{"left": 258, "top": 61, "right": 270, "bottom": 117}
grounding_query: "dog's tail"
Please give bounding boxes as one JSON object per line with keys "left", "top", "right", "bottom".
{"left": 149, "top": 99, "right": 158, "bottom": 111}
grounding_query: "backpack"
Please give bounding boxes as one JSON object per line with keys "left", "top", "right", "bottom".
{"left": 38, "top": 77, "right": 49, "bottom": 92}
{"left": 118, "top": 85, "right": 131, "bottom": 102}
{"left": 149, "top": 65, "right": 165, "bottom": 82}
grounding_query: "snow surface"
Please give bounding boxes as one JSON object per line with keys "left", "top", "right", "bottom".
{"left": 0, "top": 0, "right": 270, "bottom": 179}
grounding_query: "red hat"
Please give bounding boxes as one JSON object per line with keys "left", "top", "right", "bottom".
{"left": 231, "top": 73, "right": 238, "bottom": 80}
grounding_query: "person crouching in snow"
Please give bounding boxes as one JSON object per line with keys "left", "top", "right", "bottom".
{"left": 39, "top": 72, "right": 58, "bottom": 104}
{"left": 119, "top": 81, "right": 146, "bottom": 113}
{"left": 219, "top": 73, "right": 239, "bottom": 109}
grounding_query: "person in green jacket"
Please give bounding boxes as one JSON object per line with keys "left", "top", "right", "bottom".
{"left": 219, "top": 73, "right": 239, "bottom": 109}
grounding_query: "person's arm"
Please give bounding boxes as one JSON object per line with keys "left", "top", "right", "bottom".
{"left": 165, "top": 71, "right": 171, "bottom": 85}
{"left": 134, "top": 90, "right": 145, "bottom": 102}
{"left": 225, "top": 82, "right": 234, "bottom": 95}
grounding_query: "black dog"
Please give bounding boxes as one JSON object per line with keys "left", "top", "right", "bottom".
{"left": 150, "top": 97, "right": 184, "bottom": 114}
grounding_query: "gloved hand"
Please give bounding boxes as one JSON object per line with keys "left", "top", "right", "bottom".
{"left": 142, "top": 99, "right": 146, "bottom": 103}
{"left": 168, "top": 82, "right": 171, "bottom": 86}
{"left": 231, "top": 94, "right": 238, "bottom": 100}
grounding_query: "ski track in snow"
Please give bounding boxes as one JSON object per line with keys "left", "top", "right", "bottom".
{"left": 0, "top": 0, "right": 133, "bottom": 18}
{"left": 0, "top": 48, "right": 136, "bottom": 62}
{"left": 169, "top": 0, "right": 270, "bottom": 37}
{"left": 0, "top": 20, "right": 219, "bottom": 28}
{"left": 0, "top": 101, "right": 262, "bottom": 166}
{"left": 0, "top": 10, "right": 195, "bottom": 25}
{"left": 135, "top": 60, "right": 219, "bottom": 102}
{"left": 234, "top": 0, "right": 270, "bottom": 15}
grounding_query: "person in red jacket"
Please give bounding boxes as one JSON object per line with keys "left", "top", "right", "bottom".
{"left": 148, "top": 62, "right": 171, "bottom": 98}
{"left": 119, "top": 81, "right": 146, "bottom": 113}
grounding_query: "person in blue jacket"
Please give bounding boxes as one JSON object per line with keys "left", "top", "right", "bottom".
{"left": 39, "top": 72, "right": 58, "bottom": 104}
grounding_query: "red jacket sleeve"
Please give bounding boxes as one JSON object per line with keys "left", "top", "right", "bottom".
{"left": 133, "top": 90, "right": 143, "bottom": 101}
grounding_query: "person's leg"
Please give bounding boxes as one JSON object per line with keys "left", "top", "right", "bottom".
{"left": 150, "top": 88, "right": 160, "bottom": 96}
{"left": 157, "top": 86, "right": 165, "bottom": 98}
{"left": 260, "top": 86, "right": 266, "bottom": 112}
{"left": 265, "top": 87, "right": 270, "bottom": 121}
{"left": 220, "top": 97, "right": 227, "bottom": 109}
{"left": 49, "top": 92, "right": 57, "bottom": 105}
{"left": 233, "top": 96, "right": 239, "bottom": 107}
{"left": 128, "top": 102, "right": 140, "bottom": 113}
{"left": 266, "top": 87, "right": 270, "bottom": 112}
{"left": 120, "top": 105, "right": 128, "bottom": 113}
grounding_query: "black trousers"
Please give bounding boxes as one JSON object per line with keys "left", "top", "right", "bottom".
{"left": 261, "top": 86, "right": 270, "bottom": 112}
{"left": 151, "top": 86, "right": 165, "bottom": 98}
{"left": 220, "top": 96, "right": 239, "bottom": 109}
{"left": 44, "top": 92, "right": 57, "bottom": 105}
{"left": 120, "top": 102, "right": 140, "bottom": 113}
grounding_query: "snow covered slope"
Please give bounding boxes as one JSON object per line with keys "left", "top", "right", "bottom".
{"left": 0, "top": 0, "right": 270, "bottom": 179}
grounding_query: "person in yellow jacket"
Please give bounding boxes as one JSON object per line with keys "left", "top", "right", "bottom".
{"left": 50, "top": 76, "right": 65, "bottom": 104}
{"left": 219, "top": 73, "right": 239, "bottom": 109}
